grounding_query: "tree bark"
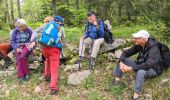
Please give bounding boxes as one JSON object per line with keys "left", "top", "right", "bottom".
{"left": 88, "top": 0, "right": 91, "bottom": 11}
{"left": 76, "top": 0, "right": 79, "bottom": 9}
{"left": 10, "top": 0, "right": 14, "bottom": 20}
{"left": 52, "top": 0, "right": 57, "bottom": 16}
{"left": 17, "top": 0, "right": 22, "bottom": 18}
{"left": 5, "top": 0, "right": 10, "bottom": 22}
{"left": 118, "top": 0, "right": 122, "bottom": 19}
{"left": 125, "top": 0, "right": 131, "bottom": 20}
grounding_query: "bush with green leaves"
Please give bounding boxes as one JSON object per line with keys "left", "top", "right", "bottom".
{"left": 57, "top": 5, "right": 87, "bottom": 27}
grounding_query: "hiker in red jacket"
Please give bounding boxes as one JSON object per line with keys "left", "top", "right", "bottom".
{"left": 0, "top": 43, "right": 13, "bottom": 70}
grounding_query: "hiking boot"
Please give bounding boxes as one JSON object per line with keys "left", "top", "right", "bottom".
{"left": 89, "top": 57, "right": 96, "bottom": 70}
{"left": 3, "top": 58, "right": 13, "bottom": 70}
{"left": 132, "top": 97, "right": 138, "bottom": 100}
{"left": 25, "top": 74, "right": 30, "bottom": 81}
{"left": 19, "top": 77, "right": 25, "bottom": 84}
{"left": 112, "top": 79, "right": 120, "bottom": 86}
{"left": 44, "top": 76, "right": 51, "bottom": 82}
{"left": 75, "top": 56, "right": 86, "bottom": 64}
{"left": 50, "top": 89, "right": 58, "bottom": 95}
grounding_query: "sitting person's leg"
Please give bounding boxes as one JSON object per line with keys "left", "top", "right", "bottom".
{"left": 113, "top": 58, "right": 138, "bottom": 85}
{"left": 78, "top": 37, "right": 92, "bottom": 59}
{"left": 91, "top": 38, "right": 104, "bottom": 58}
{"left": 133, "top": 69, "right": 157, "bottom": 99}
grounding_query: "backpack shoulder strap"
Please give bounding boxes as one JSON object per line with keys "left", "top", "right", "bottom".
{"left": 84, "top": 22, "right": 89, "bottom": 32}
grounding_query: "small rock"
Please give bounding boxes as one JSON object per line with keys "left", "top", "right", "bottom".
{"left": 161, "top": 79, "right": 169, "bottom": 84}
{"left": 108, "top": 52, "right": 115, "bottom": 61}
{"left": 5, "top": 90, "right": 10, "bottom": 97}
{"left": 144, "top": 93, "right": 153, "bottom": 100}
{"left": 2, "top": 83, "right": 8, "bottom": 91}
{"left": 64, "top": 64, "right": 81, "bottom": 72}
{"left": 39, "top": 76, "right": 44, "bottom": 81}
{"left": 0, "top": 84, "right": 3, "bottom": 89}
{"left": 34, "top": 86, "right": 41, "bottom": 93}
{"left": 94, "top": 70, "right": 100, "bottom": 74}
{"left": 114, "top": 49, "right": 122, "bottom": 59}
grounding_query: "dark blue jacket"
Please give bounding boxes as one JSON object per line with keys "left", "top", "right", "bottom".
{"left": 84, "top": 20, "right": 104, "bottom": 39}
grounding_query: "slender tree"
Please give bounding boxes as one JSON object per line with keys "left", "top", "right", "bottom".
{"left": 52, "top": 0, "right": 57, "bottom": 16}
{"left": 125, "top": 0, "right": 131, "bottom": 20}
{"left": 10, "top": 0, "right": 14, "bottom": 20}
{"left": 76, "top": 0, "right": 79, "bottom": 9}
{"left": 118, "top": 0, "right": 122, "bottom": 19}
{"left": 17, "top": 0, "right": 22, "bottom": 18}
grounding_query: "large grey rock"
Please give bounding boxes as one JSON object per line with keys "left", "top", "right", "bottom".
{"left": 67, "top": 70, "right": 91, "bottom": 85}
{"left": 101, "top": 39, "right": 126, "bottom": 52}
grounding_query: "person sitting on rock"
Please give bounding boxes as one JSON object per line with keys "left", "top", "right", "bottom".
{"left": 77, "top": 10, "right": 105, "bottom": 68}
{"left": 0, "top": 43, "right": 13, "bottom": 70}
{"left": 112, "top": 30, "right": 161, "bottom": 100}
{"left": 10, "top": 19, "right": 33, "bottom": 81}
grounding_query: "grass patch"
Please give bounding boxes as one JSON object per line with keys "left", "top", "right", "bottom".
{"left": 87, "top": 91, "right": 104, "bottom": 100}
{"left": 65, "top": 27, "right": 84, "bottom": 45}
{"left": 7, "top": 89, "right": 23, "bottom": 100}
{"left": 83, "top": 75, "right": 95, "bottom": 89}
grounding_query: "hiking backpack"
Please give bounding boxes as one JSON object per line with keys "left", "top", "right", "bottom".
{"left": 38, "top": 20, "right": 62, "bottom": 47}
{"left": 85, "top": 20, "right": 114, "bottom": 44}
{"left": 103, "top": 22, "right": 114, "bottom": 44}
{"left": 157, "top": 42, "right": 170, "bottom": 69}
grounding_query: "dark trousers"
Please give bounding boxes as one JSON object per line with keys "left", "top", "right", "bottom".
{"left": 114, "top": 59, "right": 157, "bottom": 93}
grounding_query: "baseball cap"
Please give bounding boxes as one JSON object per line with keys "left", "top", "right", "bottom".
{"left": 54, "top": 16, "right": 63, "bottom": 22}
{"left": 132, "top": 30, "right": 150, "bottom": 39}
{"left": 87, "top": 10, "right": 95, "bottom": 16}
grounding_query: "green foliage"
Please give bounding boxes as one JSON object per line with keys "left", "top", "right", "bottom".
{"left": 87, "top": 91, "right": 104, "bottom": 100}
{"left": 57, "top": 4, "right": 87, "bottom": 26}
{"left": 147, "top": 20, "right": 167, "bottom": 40}
{"left": 83, "top": 75, "right": 95, "bottom": 89}
{"left": 65, "top": 27, "right": 83, "bottom": 45}
{"left": 161, "top": 3, "right": 170, "bottom": 26}
{"left": 27, "top": 22, "right": 43, "bottom": 30}
{"left": 8, "top": 89, "right": 23, "bottom": 100}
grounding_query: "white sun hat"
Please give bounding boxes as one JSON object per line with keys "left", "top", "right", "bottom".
{"left": 132, "top": 30, "right": 150, "bottom": 39}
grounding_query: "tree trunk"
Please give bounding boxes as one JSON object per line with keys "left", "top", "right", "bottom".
{"left": 125, "top": 0, "right": 131, "bottom": 20}
{"left": 5, "top": 0, "right": 10, "bottom": 22}
{"left": 10, "top": 0, "right": 14, "bottom": 20}
{"left": 118, "top": 0, "right": 122, "bottom": 19}
{"left": 159, "top": 0, "right": 164, "bottom": 16}
{"left": 76, "top": 0, "right": 79, "bottom": 9}
{"left": 88, "top": 0, "right": 91, "bottom": 11}
{"left": 52, "top": 0, "right": 57, "bottom": 16}
{"left": 42, "top": 0, "right": 48, "bottom": 14}
{"left": 17, "top": 0, "right": 22, "bottom": 18}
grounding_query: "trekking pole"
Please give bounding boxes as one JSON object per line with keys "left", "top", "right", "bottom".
{"left": 89, "top": 39, "right": 94, "bottom": 70}
{"left": 77, "top": 36, "right": 85, "bottom": 71}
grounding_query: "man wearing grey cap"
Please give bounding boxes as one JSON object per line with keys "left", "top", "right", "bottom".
{"left": 112, "top": 30, "right": 161, "bottom": 99}
{"left": 77, "top": 10, "right": 105, "bottom": 68}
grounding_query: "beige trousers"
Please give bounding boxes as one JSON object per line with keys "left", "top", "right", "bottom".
{"left": 79, "top": 37, "right": 104, "bottom": 58}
